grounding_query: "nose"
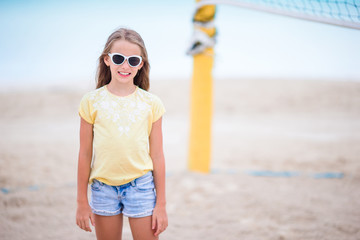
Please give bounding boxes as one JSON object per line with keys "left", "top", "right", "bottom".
{"left": 121, "top": 59, "right": 131, "bottom": 68}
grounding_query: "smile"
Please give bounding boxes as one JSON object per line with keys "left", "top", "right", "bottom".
{"left": 118, "top": 71, "right": 131, "bottom": 76}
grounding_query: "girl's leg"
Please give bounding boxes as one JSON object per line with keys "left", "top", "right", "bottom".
{"left": 94, "top": 214, "right": 123, "bottom": 240}
{"left": 129, "top": 216, "right": 158, "bottom": 240}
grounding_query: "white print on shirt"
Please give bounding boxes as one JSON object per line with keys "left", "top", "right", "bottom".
{"left": 90, "top": 88, "right": 151, "bottom": 136}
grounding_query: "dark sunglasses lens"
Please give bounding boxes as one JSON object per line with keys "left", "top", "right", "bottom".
{"left": 128, "top": 57, "right": 141, "bottom": 67}
{"left": 112, "top": 54, "right": 125, "bottom": 65}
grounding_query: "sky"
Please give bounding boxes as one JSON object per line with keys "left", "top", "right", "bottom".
{"left": 0, "top": 0, "right": 360, "bottom": 90}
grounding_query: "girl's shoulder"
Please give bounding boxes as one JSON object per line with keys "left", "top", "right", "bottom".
{"left": 137, "top": 88, "right": 164, "bottom": 106}
{"left": 137, "top": 87, "right": 162, "bottom": 101}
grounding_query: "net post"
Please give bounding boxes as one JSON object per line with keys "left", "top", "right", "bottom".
{"left": 188, "top": 48, "right": 214, "bottom": 173}
{"left": 188, "top": 1, "right": 216, "bottom": 173}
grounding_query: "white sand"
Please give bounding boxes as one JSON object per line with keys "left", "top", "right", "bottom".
{"left": 1, "top": 78, "right": 360, "bottom": 239}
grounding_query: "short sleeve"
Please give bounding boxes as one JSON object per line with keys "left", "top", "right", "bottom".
{"left": 152, "top": 95, "right": 165, "bottom": 122}
{"left": 78, "top": 93, "right": 95, "bottom": 124}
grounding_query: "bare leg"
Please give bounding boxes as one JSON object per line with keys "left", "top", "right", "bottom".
{"left": 94, "top": 214, "right": 123, "bottom": 240}
{"left": 129, "top": 216, "right": 158, "bottom": 240}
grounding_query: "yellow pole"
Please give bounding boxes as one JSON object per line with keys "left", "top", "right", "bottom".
{"left": 188, "top": 2, "right": 216, "bottom": 173}
{"left": 188, "top": 48, "right": 214, "bottom": 173}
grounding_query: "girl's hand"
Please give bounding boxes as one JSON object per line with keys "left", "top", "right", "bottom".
{"left": 152, "top": 204, "right": 168, "bottom": 237}
{"left": 76, "top": 202, "right": 95, "bottom": 232}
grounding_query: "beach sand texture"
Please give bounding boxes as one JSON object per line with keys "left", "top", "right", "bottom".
{"left": 1, "top": 78, "right": 360, "bottom": 239}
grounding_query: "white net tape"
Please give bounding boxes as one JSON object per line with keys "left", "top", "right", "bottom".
{"left": 196, "top": 0, "right": 360, "bottom": 29}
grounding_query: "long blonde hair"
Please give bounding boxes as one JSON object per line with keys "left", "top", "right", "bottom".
{"left": 96, "top": 28, "right": 150, "bottom": 91}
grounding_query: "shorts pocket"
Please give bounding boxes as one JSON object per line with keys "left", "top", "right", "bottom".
{"left": 135, "top": 179, "right": 155, "bottom": 193}
{"left": 91, "top": 179, "right": 104, "bottom": 191}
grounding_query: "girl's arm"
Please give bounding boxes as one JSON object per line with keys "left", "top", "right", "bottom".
{"left": 149, "top": 117, "right": 168, "bottom": 237}
{"left": 76, "top": 117, "right": 95, "bottom": 232}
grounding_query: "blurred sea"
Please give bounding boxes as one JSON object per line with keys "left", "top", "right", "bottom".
{"left": 1, "top": 0, "right": 360, "bottom": 91}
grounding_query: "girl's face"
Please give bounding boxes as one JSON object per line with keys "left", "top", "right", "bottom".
{"left": 104, "top": 39, "right": 144, "bottom": 86}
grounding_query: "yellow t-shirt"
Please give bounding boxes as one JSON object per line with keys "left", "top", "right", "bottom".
{"left": 79, "top": 85, "right": 165, "bottom": 186}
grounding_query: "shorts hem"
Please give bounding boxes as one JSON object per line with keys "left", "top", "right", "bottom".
{"left": 91, "top": 207, "right": 122, "bottom": 216}
{"left": 123, "top": 210, "right": 153, "bottom": 218}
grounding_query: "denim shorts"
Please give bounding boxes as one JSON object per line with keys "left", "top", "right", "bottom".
{"left": 90, "top": 171, "right": 156, "bottom": 218}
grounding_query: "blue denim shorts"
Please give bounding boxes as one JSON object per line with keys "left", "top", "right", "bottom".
{"left": 90, "top": 171, "right": 156, "bottom": 218}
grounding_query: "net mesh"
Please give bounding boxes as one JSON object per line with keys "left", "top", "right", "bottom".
{"left": 255, "top": 0, "right": 360, "bottom": 22}
{"left": 197, "top": 0, "right": 360, "bottom": 29}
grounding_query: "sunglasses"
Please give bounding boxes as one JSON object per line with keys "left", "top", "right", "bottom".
{"left": 108, "top": 53, "right": 142, "bottom": 67}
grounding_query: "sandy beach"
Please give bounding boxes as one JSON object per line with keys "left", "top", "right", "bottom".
{"left": 1, "top": 78, "right": 360, "bottom": 240}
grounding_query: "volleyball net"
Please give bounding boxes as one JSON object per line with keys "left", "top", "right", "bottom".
{"left": 187, "top": 0, "right": 359, "bottom": 173}
{"left": 195, "top": 0, "right": 360, "bottom": 30}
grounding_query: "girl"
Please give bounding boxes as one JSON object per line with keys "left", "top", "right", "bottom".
{"left": 76, "top": 28, "right": 168, "bottom": 240}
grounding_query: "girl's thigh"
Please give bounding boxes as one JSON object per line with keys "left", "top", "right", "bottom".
{"left": 129, "top": 216, "right": 158, "bottom": 240}
{"left": 94, "top": 214, "right": 123, "bottom": 240}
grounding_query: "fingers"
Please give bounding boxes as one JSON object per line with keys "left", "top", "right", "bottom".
{"left": 76, "top": 215, "right": 93, "bottom": 232}
{"left": 90, "top": 213, "right": 95, "bottom": 227}
{"left": 154, "top": 224, "right": 161, "bottom": 237}
{"left": 153, "top": 217, "right": 168, "bottom": 237}
{"left": 152, "top": 215, "right": 157, "bottom": 231}
{"left": 82, "top": 219, "right": 92, "bottom": 232}
{"left": 84, "top": 219, "right": 92, "bottom": 232}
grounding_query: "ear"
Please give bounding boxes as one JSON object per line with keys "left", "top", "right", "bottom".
{"left": 104, "top": 55, "right": 110, "bottom": 67}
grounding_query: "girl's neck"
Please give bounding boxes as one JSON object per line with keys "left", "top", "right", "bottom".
{"left": 107, "top": 81, "right": 137, "bottom": 97}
